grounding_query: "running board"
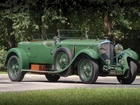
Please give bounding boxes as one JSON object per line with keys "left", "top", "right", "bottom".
{"left": 22, "top": 69, "right": 56, "bottom": 74}
{"left": 22, "top": 66, "right": 68, "bottom": 74}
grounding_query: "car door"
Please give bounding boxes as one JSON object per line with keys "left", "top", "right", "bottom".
{"left": 27, "top": 43, "right": 38, "bottom": 58}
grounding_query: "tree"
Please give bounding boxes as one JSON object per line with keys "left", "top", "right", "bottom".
{"left": 0, "top": 0, "right": 31, "bottom": 49}
{"left": 0, "top": 0, "right": 140, "bottom": 51}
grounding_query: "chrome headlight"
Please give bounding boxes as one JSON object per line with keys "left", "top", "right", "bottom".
{"left": 115, "top": 44, "right": 123, "bottom": 54}
{"left": 98, "top": 44, "right": 106, "bottom": 54}
{"left": 106, "top": 59, "right": 111, "bottom": 65}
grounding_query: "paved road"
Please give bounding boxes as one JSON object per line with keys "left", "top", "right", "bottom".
{"left": 0, "top": 74, "right": 140, "bottom": 92}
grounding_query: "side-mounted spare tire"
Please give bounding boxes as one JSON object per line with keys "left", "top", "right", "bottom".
{"left": 54, "top": 47, "right": 73, "bottom": 77}
{"left": 7, "top": 55, "right": 25, "bottom": 81}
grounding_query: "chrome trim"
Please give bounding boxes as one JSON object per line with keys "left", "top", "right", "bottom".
{"left": 98, "top": 40, "right": 114, "bottom": 65}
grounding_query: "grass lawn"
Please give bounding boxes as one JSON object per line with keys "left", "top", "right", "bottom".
{"left": 0, "top": 71, "right": 7, "bottom": 74}
{"left": 0, "top": 88, "right": 140, "bottom": 105}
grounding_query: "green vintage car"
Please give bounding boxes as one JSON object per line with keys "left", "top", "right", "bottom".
{"left": 5, "top": 29, "right": 138, "bottom": 84}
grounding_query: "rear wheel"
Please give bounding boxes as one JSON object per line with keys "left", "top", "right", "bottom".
{"left": 117, "top": 60, "right": 137, "bottom": 84}
{"left": 7, "top": 55, "right": 25, "bottom": 81}
{"left": 45, "top": 74, "right": 60, "bottom": 82}
{"left": 78, "top": 57, "right": 99, "bottom": 84}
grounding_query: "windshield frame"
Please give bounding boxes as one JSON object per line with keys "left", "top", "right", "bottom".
{"left": 57, "top": 29, "right": 88, "bottom": 40}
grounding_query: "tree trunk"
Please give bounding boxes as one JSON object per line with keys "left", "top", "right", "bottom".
{"left": 104, "top": 13, "right": 112, "bottom": 36}
{"left": 104, "top": 13, "right": 116, "bottom": 44}
{"left": 7, "top": 18, "right": 16, "bottom": 50}
{"left": 42, "top": 24, "right": 47, "bottom": 40}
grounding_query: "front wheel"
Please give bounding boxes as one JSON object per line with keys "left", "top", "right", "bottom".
{"left": 78, "top": 57, "right": 99, "bottom": 84}
{"left": 45, "top": 74, "right": 60, "bottom": 82}
{"left": 117, "top": 60, "right": 137, "bottom": 84}
{"left": 7, "top": 55, "right": 25, "bottom": 81}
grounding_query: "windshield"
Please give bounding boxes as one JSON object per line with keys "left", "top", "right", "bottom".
{"left": 31, "top": 29, "right": 89, "bottom": 41}
{"left": 32, "top": 34, "right": 43, "bottom": 41}
{"left": 57, "top": 29, "right": 88, "bottom": 39}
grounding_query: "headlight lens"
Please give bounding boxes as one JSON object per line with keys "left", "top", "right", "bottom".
{"left": 115, "top": 44, "right": 123, "bottom": 54}
{"left": 106, "top": 59, "right": 110, "bottom": 65}
{"left": 98, "top": 44, "right": 106, "bottom": 54}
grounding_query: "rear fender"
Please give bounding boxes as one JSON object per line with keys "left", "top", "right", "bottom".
{"left": 5, "top": 48, "right": 29, "bottom": 70}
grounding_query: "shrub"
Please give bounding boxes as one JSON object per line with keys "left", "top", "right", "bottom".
{"left": 0, "top": 48, "right": 7, "bottom": 71}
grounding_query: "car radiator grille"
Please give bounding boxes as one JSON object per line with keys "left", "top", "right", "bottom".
{"left": 100, "top": 43, "right": 114, "bottom": 65}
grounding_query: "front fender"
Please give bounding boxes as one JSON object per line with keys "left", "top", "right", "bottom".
{"left": 122, "top": 48, "right": 139, "bottom": 61}
{"left": 47, "top": 48, "right": 99, "bottom": 74}
{"left": 5, "top": 48, "right": 29, "bottom": 70}
{"left": 76, "top": 49, "right": 99, "bottom": 59}
{"left": 121, "top": 49, "right": 138, "bottom": 71}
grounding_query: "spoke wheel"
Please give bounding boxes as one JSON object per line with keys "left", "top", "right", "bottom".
{"left": 117, "top": 60, "right": 137, "bottom": 84}
{"left": 54, "top": 47, "right": 72, "bottom": 76}
{"left": 56, "top": 52, "right": 69, "bottom": 69}
{"left": 45, "top": 74, "right": 60, "bottom": 82}
{"left": 78, "top": 57, "right": 99, "bottom": 84}
{"left": 7, "top": 55, "right": 25, "bottom": 81}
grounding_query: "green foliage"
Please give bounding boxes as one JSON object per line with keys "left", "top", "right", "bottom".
{"left": 0, "top": 47, "right": 7, "bottom": 71}
{"left": 0, "top": 0, "right": 32, "bottom": 43}
{"left": 42, "top": 8, "right": 67, "bottom": 30}
{"left": 0, "top": 0, "right": 140, "bottom": 55}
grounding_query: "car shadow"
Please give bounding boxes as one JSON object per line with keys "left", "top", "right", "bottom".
{"left": 0, "top": 81, "right": 139, "bottom": 86}
{"left": 19, "top": 80, "right": 140, "bottom": 85}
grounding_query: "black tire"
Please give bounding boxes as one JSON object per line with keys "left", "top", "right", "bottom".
{"left": 117, "top": 60, "right": 137, "bottom": 84}
{"left": 54, "top": 47, "right": 72, "bottom": 76}
{"left": 78, "top": 57, "right": 99, "bottom": 84}
{"left": 45, "top": 74, "right": 60, "bottom": 82}
{"left": 7, "top": 55, "right": 25, "bottom": 81}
